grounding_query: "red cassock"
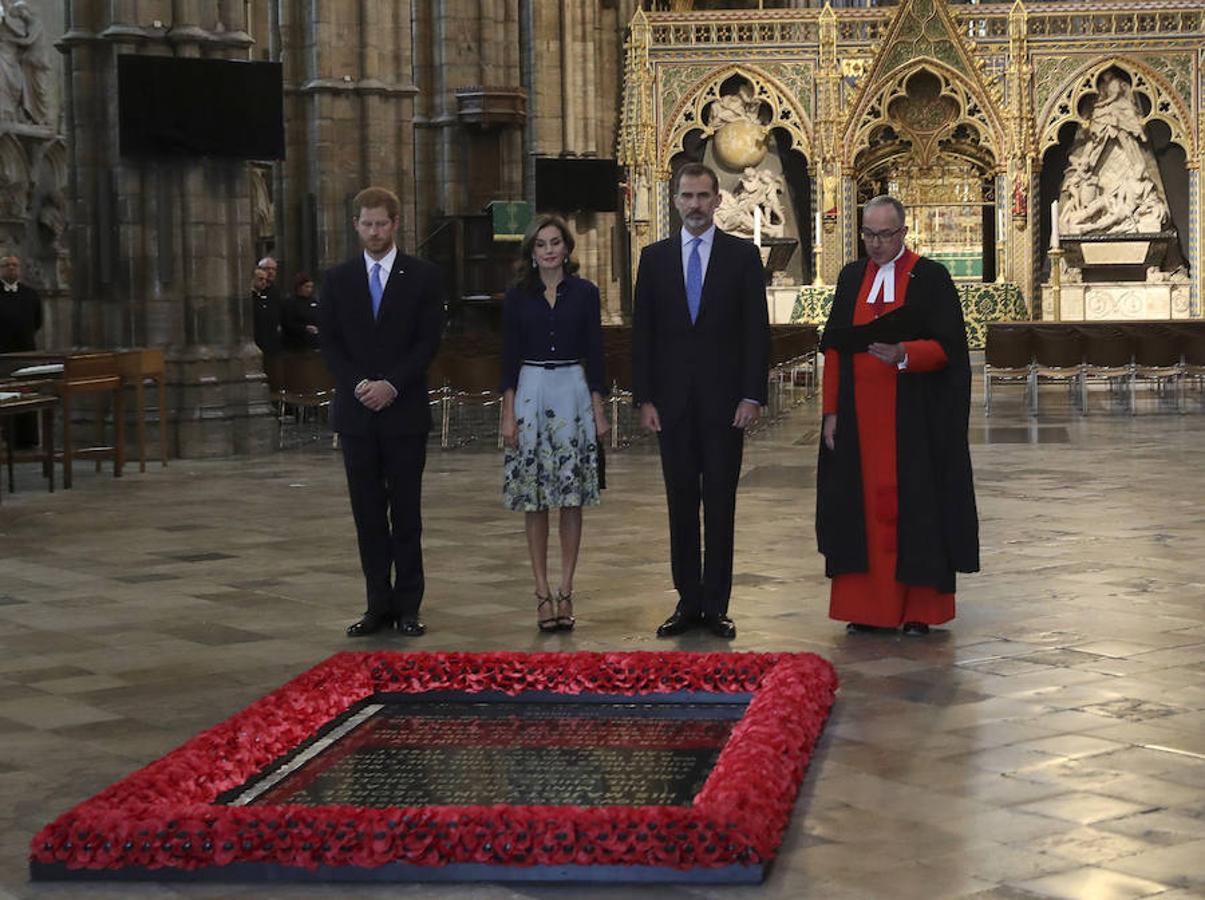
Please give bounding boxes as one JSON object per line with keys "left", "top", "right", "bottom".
{"left": 821, "top": 249, "right": 955, "bottom": 627}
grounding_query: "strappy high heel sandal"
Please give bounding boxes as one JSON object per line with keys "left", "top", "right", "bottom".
{"left": 536, "top": 593, "right": 559, "bottom": 633}
{"left": 555, "top": 590, "right": 576, "bottom": 631}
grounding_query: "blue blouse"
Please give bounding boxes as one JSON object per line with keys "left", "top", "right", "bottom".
{"left": 499, "top": 275, "right": 608, "bottom": 395}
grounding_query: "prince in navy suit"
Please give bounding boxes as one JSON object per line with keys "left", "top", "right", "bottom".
{"left": 632, "top": 163, "right": 770, "bottom": 639}
{"left": 319, "top": 187, "right": 444, "bottom": 637}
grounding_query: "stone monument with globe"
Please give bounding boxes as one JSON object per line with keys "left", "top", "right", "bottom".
{"left": 697, "top": 78, "right": 803, "bottom": 311}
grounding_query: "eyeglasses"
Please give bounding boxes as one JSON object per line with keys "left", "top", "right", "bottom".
{"left": 860, "top": 227, "right": 904, "bottom": 243}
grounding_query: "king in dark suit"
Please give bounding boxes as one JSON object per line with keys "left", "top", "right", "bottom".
{"left": 632, "top": 163, "right": 771, "bottom": 639}
{"left": 318, "top": 187, "right": 444, "bottom": 637}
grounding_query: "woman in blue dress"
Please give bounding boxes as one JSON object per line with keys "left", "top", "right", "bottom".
{"left": 500, "top": 215, "right": 609, "bottom": 632}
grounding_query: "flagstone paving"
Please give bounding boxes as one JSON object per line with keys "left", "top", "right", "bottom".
{"left": 1, "top": 374, "right": 1203, "bottom": 899}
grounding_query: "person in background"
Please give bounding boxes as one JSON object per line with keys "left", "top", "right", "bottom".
{"left": 0, "top": 254, "right": 43, "bottom": 447}
{"left": 282, "top": 271, "right": 320, "bottom": 351}
{"left": 250, "top": 266, "right": 281, "bottom": 355}
{"left": 499, "top": 214, "right": 609, "bottom": 633}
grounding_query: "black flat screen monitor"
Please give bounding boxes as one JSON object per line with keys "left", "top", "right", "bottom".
{"left": 535, "top": 157, "right": 619, "bottom": 213}
{"left": 118, "top": 55, "right": 284, "bottom": 160}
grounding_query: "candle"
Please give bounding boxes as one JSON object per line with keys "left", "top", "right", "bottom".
{"left": 815, "top": 210, "right": 822, "bottom": 246}
{"left": 1051, "top": 200, "right": 1060, "bottom": 249}
{"left": 753, "top": 206, "right": 761, "bottom": 247}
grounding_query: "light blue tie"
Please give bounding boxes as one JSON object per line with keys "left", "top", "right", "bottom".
{"left": 686, "top": 237, "right": 702, "bottom": 324}
{"left": 369, "top": 262, "right": 384, "bottom": 319}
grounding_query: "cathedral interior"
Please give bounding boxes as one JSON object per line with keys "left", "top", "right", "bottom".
{"left": 1, "top": 1, "right": 1204, "bottom": 897}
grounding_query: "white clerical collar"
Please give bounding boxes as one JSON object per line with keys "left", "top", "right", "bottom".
{"left": 866, "top": 244, "right": 907, "bottom": 305}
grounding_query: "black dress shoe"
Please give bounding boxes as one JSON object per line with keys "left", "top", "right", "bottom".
{"left": 346, "top": 613, "right": 393, "bottom": 637}
{"left": 396, "top": 617, "right": 426, "bottom": 637}
{"left": 902, "top": 621, "right": 930, "bottom": 636}
{"left": 656, "top": 609, "right": 699, "bottom": 638}
{"left": 846, "top": 622, "right": 878, "bottom": 634}
{"left": 705, "top": 614, "right": 736, "bottom": 639}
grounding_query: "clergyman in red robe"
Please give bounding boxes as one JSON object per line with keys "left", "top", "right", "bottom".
{"left": 816, "top": 195, "right": 979, "bottom": 635}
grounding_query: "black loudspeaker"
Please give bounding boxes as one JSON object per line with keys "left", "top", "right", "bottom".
{"left": 118, "top": 55, "right": 285, "bottom": 160}
{"left": 535, "top": 157, "right": 619, "bottom": 213}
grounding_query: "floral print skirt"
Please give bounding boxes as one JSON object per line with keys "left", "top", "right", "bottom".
{"left": 503, "top": 364, "right": 601, "bottom": 512}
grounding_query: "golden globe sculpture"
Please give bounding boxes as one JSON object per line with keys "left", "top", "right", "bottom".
{"left": 712, "top": 121, "right": 769, "bottom": 170}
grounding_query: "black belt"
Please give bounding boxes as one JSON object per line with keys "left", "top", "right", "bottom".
{"left": 521, "top": 359, "right": 581, "bottom": 370}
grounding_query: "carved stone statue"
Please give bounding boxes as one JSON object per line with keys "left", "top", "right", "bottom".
{"left": 707, "top": 83, "right": 762, "bottom": 128}
{"left": 1057, "top": 71, "right": 1170, "bottom": 237}
{"left": 714, "top": 167, "right": 786, "bottom": 239}
{"left": 0, "top": 1, "right": 50, "bottom": 125}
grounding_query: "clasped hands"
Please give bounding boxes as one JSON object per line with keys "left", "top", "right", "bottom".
{"left": 355, "top": 379, "right": 397, "bottom": 411}
{"left": 640, "top": 399, "right": 760, "bottom": 433}
{"left": 867, "top": 341, "right": 906, "bottom": 366}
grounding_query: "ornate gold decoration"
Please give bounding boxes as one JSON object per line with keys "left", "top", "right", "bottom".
{"left": 843, "top": 0, "right": 1006, "bottom": 171}
{"left": 618, "top": 0, "right": 1205, "bottom": 318}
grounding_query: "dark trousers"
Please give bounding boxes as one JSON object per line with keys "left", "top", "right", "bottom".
{"left": 339, "top": 431, "right": 427, "bottom": 619}
{"left": 657, "top": 409, "right": 745, "bottom": 618}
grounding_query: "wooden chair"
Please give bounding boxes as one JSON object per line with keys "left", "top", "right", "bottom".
{"left": 984, "top": 324, "right": 1035, "bottom": 416}
{"left": 116, "top": 348, "right": 168, "bottom": 471}
{"left": 1031, "top": 326, "right": 1085, "bottom": 416}
{"left": 1131, "top": 326, "right": 1184, "bottom": 415}
{"left": 1079, "top": 326, "right": 1133, "bottom": 414}
{"left": 271, "top": 352, "right": 335, "bottom": 447}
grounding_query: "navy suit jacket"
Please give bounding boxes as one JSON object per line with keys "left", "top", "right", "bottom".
{"left": 631, "top": 228, "right": 770, "bottom": 425}
{"left": 318, "top": 251, "right": 444, "bottom": 436}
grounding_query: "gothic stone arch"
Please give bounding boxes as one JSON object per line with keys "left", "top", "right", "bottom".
{"left": 1036, "top": 57, "right": 1195, "bottom": 159}
{"left": 843, "top": 60, "right": 1006, "bottom": 174}
{"left": 659, "top": 64, "right": 814, "bottom": 176}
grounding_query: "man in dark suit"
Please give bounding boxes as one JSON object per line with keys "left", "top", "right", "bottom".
{"left": 632, "top": 162, "right": 770, "bottom": 639}
{"left": 250, "top": 266, "right": 281, "bottom": 355}
{"left": 0, "top": 254, "right": 44, "bottom": 447}
{"left": 318, "top": 186, "right": 444, "bottom": 637}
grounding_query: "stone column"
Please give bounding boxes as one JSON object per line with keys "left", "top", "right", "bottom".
{"left": 59, "top": 0, "right": 274, "bottom": 457}
{"left": 273, "top": 0, "right": 418, "bottom": 273}
{"left": 528, "top": 0, "right": 627, "bottom": 320}
{"left": 0, "top": 0, "right": 68, "bottom": 347}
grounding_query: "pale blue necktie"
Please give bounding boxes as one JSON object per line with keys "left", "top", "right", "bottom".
{"left": 369, "top": 262, "right": 384, "bottom": 319}
{"left": 686, "top": 237, "right": 702, "bottom": 324}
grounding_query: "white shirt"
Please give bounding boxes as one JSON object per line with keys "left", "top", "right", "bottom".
{"left": 363, "top": 245, "right": 398, "bottom": 291}
{"left": 680, "top": 224, "right": 716, "bottom": 287}
{"left": 2, "top": 281, "right": 18, "bottom": 293}
{"left": 865, "top": 243, "right": 907, "bottom": 306}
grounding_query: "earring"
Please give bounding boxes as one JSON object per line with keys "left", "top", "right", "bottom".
{"left": 531, "top": 258, "right": 538, "bottom": 268}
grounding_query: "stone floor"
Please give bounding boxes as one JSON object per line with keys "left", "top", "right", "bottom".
{"left": 1, "top": 374, "right": 1204, "bottom": 899}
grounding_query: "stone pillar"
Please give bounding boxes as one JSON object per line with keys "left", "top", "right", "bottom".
{"left": 527, "top": 0, "right": 628, "bottom": 320}
{"left": 0, "top": 0, "right": 68, "bottom": 348}
{"left": 275, "top": 0, "right": 419, "bottom": 269}
{"left": 59, "top": 0, "right": 274, "bottom": 457}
